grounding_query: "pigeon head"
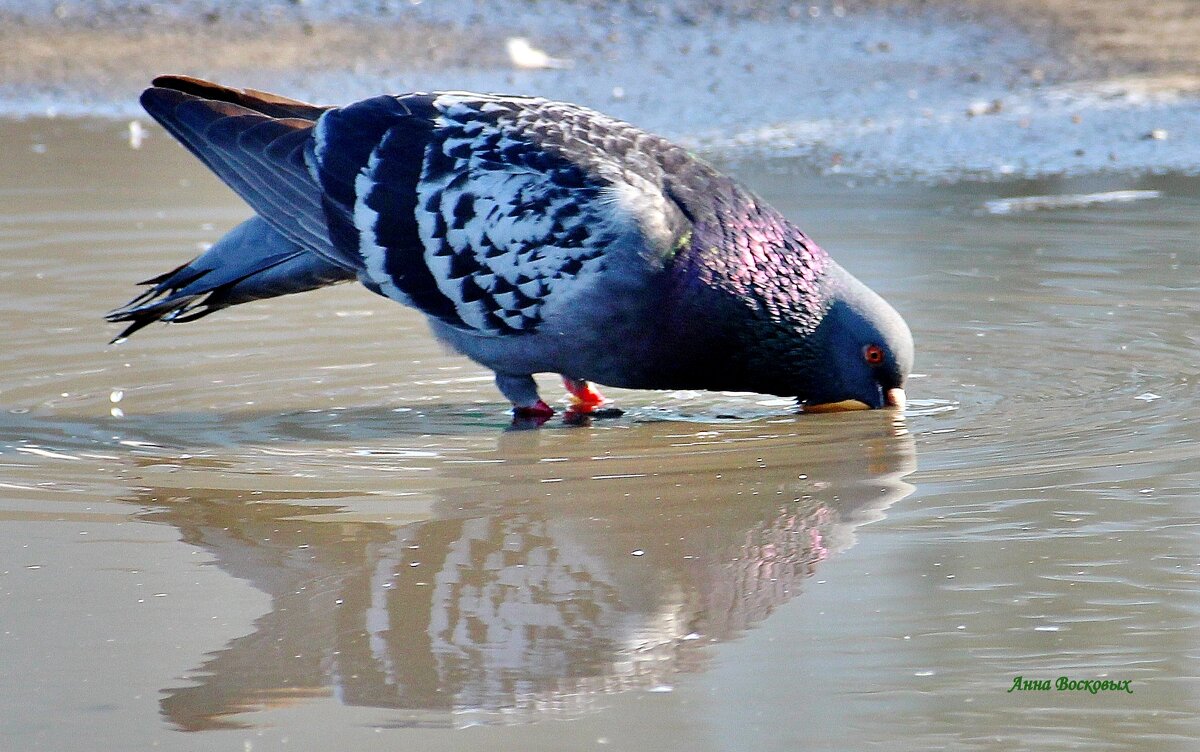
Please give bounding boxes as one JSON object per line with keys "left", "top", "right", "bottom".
{"left": 798, "top": 263, "right": 913, "bottom": 411}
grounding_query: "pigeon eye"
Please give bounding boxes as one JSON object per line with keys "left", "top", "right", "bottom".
{"left": 863, "top": 344, "right": 885, "bottom": 366}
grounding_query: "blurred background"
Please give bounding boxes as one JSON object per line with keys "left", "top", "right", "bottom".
{"left": 2, "top": 0, "right": 1199, "bottom": 176}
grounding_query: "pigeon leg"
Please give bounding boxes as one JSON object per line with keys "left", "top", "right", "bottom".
{"left": 562, "top": 377, "right": 624, "bottom": 421}
{"left": 496, "top": 373, "right": 554, "bottom": 422}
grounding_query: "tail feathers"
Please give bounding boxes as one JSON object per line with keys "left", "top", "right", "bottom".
{"left": 107, "top": 217, "right": 354, "bottom": 342}
{"left": 139, "top": 76, "right": 358, "bottom": 271}
{"left": 148, "top": 75, "right": 332, "bottom": 121}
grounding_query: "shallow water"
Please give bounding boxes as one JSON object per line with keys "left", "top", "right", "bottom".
{"left": 2, "top": 118, "right": 1198, "bottom": 751}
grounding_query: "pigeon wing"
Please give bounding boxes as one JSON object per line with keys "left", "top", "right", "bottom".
{"left": 313, "top": 92, "right": 694, "bottom": 335}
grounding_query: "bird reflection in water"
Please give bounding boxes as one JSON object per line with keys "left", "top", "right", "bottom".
{"left": 131, "top": 416, "right": 916, "bottom": 730}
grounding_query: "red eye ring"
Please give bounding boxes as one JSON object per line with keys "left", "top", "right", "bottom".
{"left": 863, "top": 344, "right": 885, "bottom": 366}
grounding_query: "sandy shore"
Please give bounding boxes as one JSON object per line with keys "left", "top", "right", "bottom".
{"left": 958, "top": 0, "right": 1200, "bottom": 79}
{"left": 3, "top": 1, "right": 1198, "bottom": 179}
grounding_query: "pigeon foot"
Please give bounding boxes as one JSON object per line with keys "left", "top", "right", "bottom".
{"left": 562, "top": 377, "right": 612, "bottom": 410}
{"left": 510, "top": 399, "right": 555, "bottom": 429}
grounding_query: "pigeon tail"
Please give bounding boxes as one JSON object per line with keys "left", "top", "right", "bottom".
{"left": 139, "top": 76, "right": 358, "bottom": 271}
{"left": 106, "top": 216, "right": 353, "bottom": 342}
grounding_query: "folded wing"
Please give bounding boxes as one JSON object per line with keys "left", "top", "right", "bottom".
{"left": 119, "top": 77, "right": 694, "bottom": 340}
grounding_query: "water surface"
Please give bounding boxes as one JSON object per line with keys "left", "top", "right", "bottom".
{"left": 2, "top": 119, "right": 1198, "bottom": 751}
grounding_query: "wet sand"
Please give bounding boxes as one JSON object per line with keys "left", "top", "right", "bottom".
{"left": 3, "top": 1, "right": 1199, "bottom": 177}
{"left": 958, "top": 0, "right": 1200, "bottom": 78}
{"left": 4, "top": 1, "right": 1199, "bottom": 94}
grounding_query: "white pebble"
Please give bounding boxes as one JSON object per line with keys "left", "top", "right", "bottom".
{"left": 128, "top": 121, "right": 147, "bottom": 149}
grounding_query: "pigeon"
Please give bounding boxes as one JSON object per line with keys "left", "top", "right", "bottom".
{"left": 109, "top": 76, "right": 913, "bottom": 421}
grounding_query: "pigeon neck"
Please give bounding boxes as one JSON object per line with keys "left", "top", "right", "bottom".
{"left": 654, "top": 207, "right": 836, "bottom": 393}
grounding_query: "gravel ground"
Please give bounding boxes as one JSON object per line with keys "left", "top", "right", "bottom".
{"left": 2, "top": 0, "right": 1197, "bottom": 179}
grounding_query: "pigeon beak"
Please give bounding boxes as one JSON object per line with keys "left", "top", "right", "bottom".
{"left": 803, "top": 388, "right": 906, "bottom": 413}
{"left": 803, "top": 399, "right": 871, "bottom": 413}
